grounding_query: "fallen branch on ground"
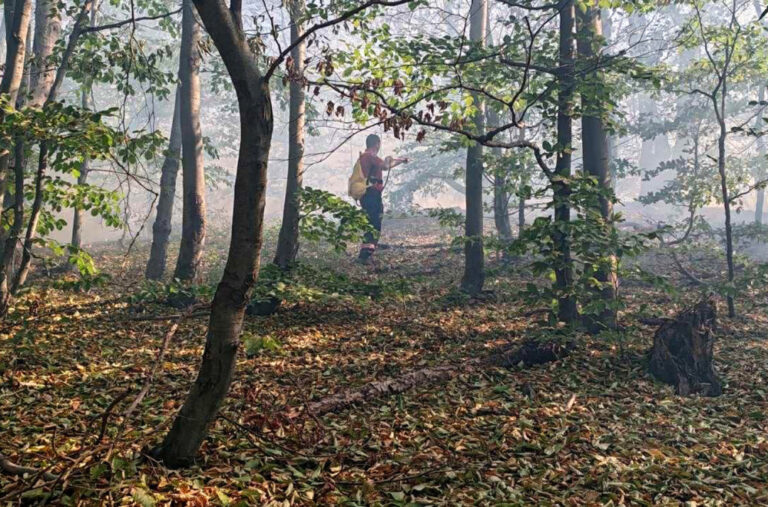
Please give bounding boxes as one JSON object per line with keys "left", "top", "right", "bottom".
{"left": 287, "top": 339, "right": 574, "bottom": 418}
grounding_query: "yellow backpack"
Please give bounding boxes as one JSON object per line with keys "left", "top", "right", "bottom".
{"left": 348, "top": 153, "right": 368, "bottom": 201}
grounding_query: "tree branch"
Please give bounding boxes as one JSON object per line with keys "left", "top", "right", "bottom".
{"left": 264, "top": 0, "right": 415, "bottom": 81}
{"left": 82, "top": 7, "right": 182, "bottom": 33}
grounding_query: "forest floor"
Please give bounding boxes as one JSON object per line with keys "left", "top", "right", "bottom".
{"left": 2, "top": 216, "right": 768, "bottom": 505}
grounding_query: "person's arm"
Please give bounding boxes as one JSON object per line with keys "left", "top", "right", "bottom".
{"left": 383, "top": 156, "right": 409, "bottom": 170}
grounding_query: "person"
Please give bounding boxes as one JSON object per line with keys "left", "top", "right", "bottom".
{"left": 357, "top": 134, "right": 408, "bottom": 263}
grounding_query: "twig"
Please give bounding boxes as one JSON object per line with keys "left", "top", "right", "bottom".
{"left": 96, "top": 388, "right": 133, "bottom": 444}
{"left": 0, "top": 451, "right": 58, "bottom": 481}
{"left": 670, "top": 250, "right": 705, "bottom": 286}
{"left": 124, "top": 310, "right": 210, "bottom": 322}
{"left": 333, "top": 464, "right": 449, "bottom": 486}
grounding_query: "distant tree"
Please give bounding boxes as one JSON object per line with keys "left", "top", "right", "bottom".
{"left": 460, "top": 0, "right": 487, "bottom": 296}
{"left": 552, "top": 0, "right": 578, "bottom": 324}
{"left": 174, "top": 0, "right": 206, "bottom": 282}
{"left": 576, "top": 1, "right": 618, "bottom": 331}
{"left": 71, "top": 4, "right": 95, "bottom": 250}
{"left": 274, "top": 0, "right": 306, "bottom": 270}
{"left": 146, "top": 89, "right": 182, "bottom": 280}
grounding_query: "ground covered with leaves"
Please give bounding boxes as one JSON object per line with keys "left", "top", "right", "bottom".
{"left": 2, "top": 217, "right": 768, "bottom": 505}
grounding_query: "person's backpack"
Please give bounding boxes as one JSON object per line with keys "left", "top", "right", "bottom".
{"left": 348, "top": 153, "right": 367, "bottom": 201}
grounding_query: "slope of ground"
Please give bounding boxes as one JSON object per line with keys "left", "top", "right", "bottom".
{"left": 2, "top": 217, "right": 768, "bottom": 505}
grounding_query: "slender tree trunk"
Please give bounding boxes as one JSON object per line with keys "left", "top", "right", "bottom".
{"left": 29, "top": 0, "right": 61, "bottom": 108}
{"left": 1, "top": 25, "right": 31, "bottom": 285}
{"left": 173, "top": 0, "right": 206, "bottom": 282}
{"left": 493, "top": 172, "right": 512, "bottom": 242}
{"left": 488, "top": 109, "right": 512, "bottom": 244}
{"left": 717, "top": 90, "right": 735, "bottom": 318}
{"left": 146, "top": 89, "right": 182, "bottom": 279}
{"left": 0, "top": 0, "right": 93, "bottom": 314}
{"left": 71, "top": 5, "right": 96, "bottom": 250}
{"left": 517, "top": 196, "right": 525, "bottom": 237}
{"left": 0, "top": 0, "right": 34, "bottom": 311}
{"left": 152, "top": 0, "right": 273, "bottom": 467}
{"left": 489, "top": 131, "right": 512, "bottom": 244}
{"left": 274, "top": 0, "right": 305, "bottom": 270}
{"left": 460, "top": 0, "right": 487, "bottom": 295}
{"left": 552, "top": 0, "right": 578, "bottom": 324}
{"left": 0, "top": 0, "right": 33, "bottom": 207}
{"left": 755, "top": 86, "right": 765, "bottom": 225}
{"left": 577, "top": 1, "right": 618, "bottom": 331}
{"left": 0, "top": 11, "right": 6, "bottom": 61}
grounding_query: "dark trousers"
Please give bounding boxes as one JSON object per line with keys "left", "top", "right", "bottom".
{"left": 359, "top": 188, "right": 383, "bottom": 259}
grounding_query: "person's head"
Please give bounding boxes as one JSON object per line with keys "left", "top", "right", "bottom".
{"left": 365, "top": 134, "right": 381, "bottom": 153}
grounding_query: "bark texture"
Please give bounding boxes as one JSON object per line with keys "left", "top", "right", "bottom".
{"left": 71, "top": 5, "right": 97, "bottom": 250}
{"left": 29, "top": 0, "right": 61, "bottom": 108}
{"left": 0, "top": 0, "right": 93, "bottom": 315}
{"left": 151, "top": 0, "right": 273, "bottom": 468}
{"left": 553, "top": 0, "right": 578, "bottom": 324}
{"left": 649, "top": 298, "right": 722, "bottom": 397}
{"left": 273, "top": 0, "right": 306, "bottom": 270}
{"left": 460, "top": 0, "right": 487, "bottom": 296}
{"left": 146, "top": 93, "right": 182, "bottom": 281}
{"left": 487, "top": 109, "right": 512, "bottom": 245}
{"left": 755, "top": 86, "right": 765, "bottom": 225}
{"left": 577, "top": 2, "right": 618, "bottom": 332}
{"left": 0, "top": 0, "right": 34, "bottom": 211}
{"left": 174, "top": 0, "right": 206, "bottom": 282}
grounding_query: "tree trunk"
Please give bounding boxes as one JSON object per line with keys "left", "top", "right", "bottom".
{"left": 173, "top": 0, "right": 206, "bottom": 282}
{"left": 517, "top": 196, "right": 525, "bottom": 237}
{"left": 0, "top": 0, "right": 93, "bottom": 314}
{"left": 146, "top": 89, "right": 182, "bottom": 280}
{"left": 460, "top": 0, "right": 486, "bottom": 296}
{"left": 577, "top": 2, "right": 618, "bottom": 332}
{"left": 649, "top": 298, "right": 722, "bottom": 397}
{"left": 0, "top": 0, "right": 34, "bottom": 312}
{"left": 71, "top": 5, "right": 97, "bottom": 251}
{"left": 273, "top": 0, "right": 305, "bottom": 270}
{"left": 0, "top": 0, "right": 33, "bottom": 210}
{"left": 151, "top": 0, "right": 273, "bottom": 468}
{"left": 1, "top": 26, "right": 31, "bottom": 285}
{"left": 552, "top": 0, "right": 578, "bottom": 324}
{"left": 29, "top": 0, "right": 61, "bottom": 108}
{"left": 487, "top": 109, "right": 512, "bottom": 245}
{"left": 755, "top": 86, "right": 765, "bottom": 225}
{"left": 717, "top": 103, "right": 736, "bottom": 317}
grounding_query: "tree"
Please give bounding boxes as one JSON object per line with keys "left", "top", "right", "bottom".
{"left": 274, "top": 0, "right": 306, "bottom": 270}
{"left": 0, "top": 0, "right": 34, "bottom": 204}
{"left": 146, "top": 90, "right": 182, "bottom": 280}
{"left": 487, "top": 109, "right": 513, "bottom": 247}
{"left": 173, "top": 0, "right": 206, "bottom": 282}
{"left": 460, "top": 0, "right": 487, "bottom": 296}
{"left": 576, "top": 0, "right": 618, "bottom": 331}
{"left": 151, "top": 0, "right": 416, "bottom": 468}
{"left": 71, "top": 4, "right": 94, "bottom": 250}
{"left": 552, "top": 0, "right": 578, "bottom": 324}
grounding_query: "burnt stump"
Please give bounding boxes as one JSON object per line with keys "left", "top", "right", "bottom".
{"left": 648, "top": 298, "right": 722, "bottom": 397}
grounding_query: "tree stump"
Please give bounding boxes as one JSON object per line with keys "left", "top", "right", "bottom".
{"left": 648, "top": 298, "right": 722, "bottom": 397}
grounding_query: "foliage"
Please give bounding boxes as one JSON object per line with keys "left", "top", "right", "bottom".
{"left": 511, "top": 175, "right": 657, "bottom": 320}
{"left": 298, "top": 186, "right": 375, "bottom": 251}
{"left": 129, "top": 279, "right": 215, "bottom": 306}
{"left": 250, "top": 261, "right": 414, "bottom": 307}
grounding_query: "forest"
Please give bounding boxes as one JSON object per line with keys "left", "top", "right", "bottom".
{"left": 2, "top": 0, "right": 768, "bottom": 503}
